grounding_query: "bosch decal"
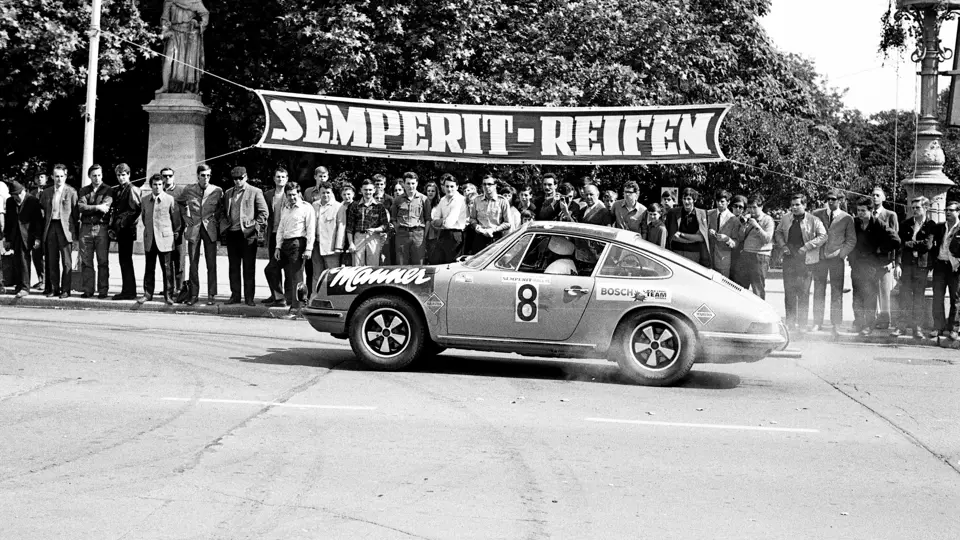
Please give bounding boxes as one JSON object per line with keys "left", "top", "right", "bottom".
{"left": 595, "top": 282, "right": 671, "bottom": 302}
{"left": 328, "top": 266, "right": 432, "bottom": 293}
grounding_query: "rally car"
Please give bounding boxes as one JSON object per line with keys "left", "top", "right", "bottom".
{"left": 303, "top": 222, "right": 788, "bottom": 386}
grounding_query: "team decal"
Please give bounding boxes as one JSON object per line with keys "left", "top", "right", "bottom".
{"left": 515, "top": 283, "right": 539, "bottom": 323}
{"left": 328, "top": 266, "right": 432, "bottom": 294}
{"left": 501, "top": 275, "right": 551, "bottom": 285}
{"left": 595, "top": 281, "right": 671, "bottom": 303}
{"left": 693, "top": 303, "right": 716, "bottom": 325}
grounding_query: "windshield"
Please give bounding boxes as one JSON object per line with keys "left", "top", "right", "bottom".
{"left": 462, "top": 229, "right": 524, "bottom": 269}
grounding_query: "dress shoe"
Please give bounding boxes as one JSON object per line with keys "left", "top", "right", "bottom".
{"left": 44, "top": 291, "right": 56, "bottom": 297}
{"left": 913, "top": 327, "right": 925, "bottom": 339}
{"left": 284, "top": 308, "right": 301, "bottom": 320}
{"left": 950, "top": 331, "right": 959, "bottom": 341}
{"left": 112, "top": 293, "right": 136, "bottom": 301}
{"left": 225, "top": 298, "right": 242, "bottom": 305}
{"left": 244, "top": 300, "right": 256, "bottom": 307}
{"left": 206, "top": 296, "right": 216, "bottom": 306}
{"left": 889, "top": 327, "right": 902, "bottom": 337}
{"left": 929, "top": 329, "right": 942, "bottom": 339}
{"left": 97, "top": 292, "right": 109, "bottom": 299}
{"left": 831, "top": 326, "right": 841, "bottom": 337}
{"left": 163, "top": 296, "right": 173, "bottom": 306}
{"left": 810, "top": 325, "right": 822, "bottom": 332}
{"left": 80, "top": 292, "right": 93, "bottom": 299}
{"left": 31, "top": 281, "right": 43, "bottom": 290}
{"left": 137, "top": 295, "right": 152, "bottom": 304}
{"left": 859, "top": 327, "right": 873, "bottom": 337}
{"left": 260, "top": 297, "right": 277, "bottom": 304}
{"left": 59, "top": 292, "right": 70, "bottom": 299}
{"left": 15, "top": 290, "right": 29, "bottom": 298}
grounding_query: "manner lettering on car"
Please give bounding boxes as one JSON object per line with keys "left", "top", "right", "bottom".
{"left": 328, "top": 266, "right": 432, "bottom": 294}
{"left": 595, "top": 281, "right": 671, "bottom": 303}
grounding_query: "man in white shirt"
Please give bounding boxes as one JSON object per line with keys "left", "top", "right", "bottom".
{"left": 264, "top": 182, "right": 315, "bottom": 313}
{"left": 872, "top": 186, "right": 899, "bottom": 329}
{"left": 931, "top": 201, "right": 960, "bottom": 340}
{"left": 311, "top": 181, "right": 342, "bottom": 292}
{"left": 182, "top": 164, "right": 223, "bottom": 305}
{"left": 429, "top": 174, "right": 467, "bottom": 264}
{"left": 811, "top": 190, "right": 857, "bottom": 333}
{"left": 39, "top": 164, "right": 78, "bottom": 298}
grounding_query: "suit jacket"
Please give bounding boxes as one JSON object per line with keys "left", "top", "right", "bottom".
{"left": 264, "top": 187, "right": 286, "bottom": 236}
{"left": 665, "top": 207, "right": 711, "bottom": 257}
{"left": 39, "top": 184, "right": 79, "bottom": 242}
{"left": 4, "top": 194, "right": 43, "bottom": 249}
{"left": 930, "top": 220, "right": 960, "bottom": 270}
{"left": 875, "top": 206, "right": 899, "bottom": 232}
{"left": 898, "top": 217, "right": 937, "bottom": 268}
{"left": 572, "top": 201, "right": 613, "bottom": 226}
{"left": 707, "top": 208, "right": 734, "bottom": 254}
{"left": 812, "top": 207, "right": 857, "bottom": 261}
{"left": 181, "top": 183, "right": 223, "bottom": 242}
{"left": 850, "top": 217, "right": 900, "bottom": 268}
{"left": 219, "top": 184, "right": 268, "bottom": 239}
{"left": 142, "top": 191, "right": 178, "bottom": 253}
{"left": 109, "top": 182, "right": 142, "bottom": 233}
{"left": 774, "top": 211, "right": 828, "bottom": 265}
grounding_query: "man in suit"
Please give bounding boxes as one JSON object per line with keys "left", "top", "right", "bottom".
{"left": 774, "top": 192, "right": 828, "bottom": 331}
{"left": 108, "top": 163, "right": 142, "bottom": 300}
{"left": 161, "top": 167, "right": 188, "bottom": 299}
{"left": 849, "top": 197, "right": 900, "bottom": 336}
{"left": 707, "top": 190, "right": 735, "bottom": 277}
{"left": 811, "top": 190, "right": 858, "bottom": 334}
{"left": 77, "top": 164, "right": 113, "bottom": 299}
{"left": 28, "top": 171, "right": 48, "bottom": 289}
{"left": 139, "top": 174, "right": 178, "bottom": 304}
{"left": 39, "top": 163, "right": 79, "bottom": 298}
{"left": 929, "top": 200, "right": 960, "bottom": 340}
{"left": 872, "top": 186, "right": 900, "bottom": 329}
{"left": 219, "top": 166, "right": 268, "bottom": 306}
{"left": 2, "top": 182, "right": 43, "bottom": 297}
{"left": 182, "top": 164, "right": 223, "bottom": 306}
{"left": 262, "top": 166, "right": 290, "bottom": 304}
{"left": 897, "top": 196, "right": 938, "bottom": 338}
{"left": 666, "top": 187, "right": 711, "bottom": 269}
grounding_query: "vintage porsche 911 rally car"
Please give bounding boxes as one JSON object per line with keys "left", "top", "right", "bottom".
{"left": 303, "top": 222, "right": 789, "bottom": 386}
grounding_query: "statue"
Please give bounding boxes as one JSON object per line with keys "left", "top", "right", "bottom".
{"left": 157, "top": 0, "right": 209, "bottom": 94}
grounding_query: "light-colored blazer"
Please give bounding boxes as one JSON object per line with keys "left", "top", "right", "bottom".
{"left": 812, "top": 207, "right": 857, "bottom": 260}
{"left": 181, "top": 183, "right": 223, "bottom": 242}
{"left": 40, "top": 184, "right": 79, "bottom": 242}
{"left": 313, "top": 199, "right": 342, "bottom": 255}
{"left": 774, "top": 211, "right": 828, "bottom": 265}
{"left": 875, "top": 206, "right": 899, "bottom": 232}
{"left": 219, "top": 184, "right": 268, "bottom": 239}
{"left": 142, "top": 191, "right": 177, "bottom": 253}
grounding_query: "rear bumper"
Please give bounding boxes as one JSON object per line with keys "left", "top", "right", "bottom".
{"left": 302, "top": 307, "right": 348, "bottom": 335}
{"left": 696, "top": 327, "right": 789, "bottom": 364}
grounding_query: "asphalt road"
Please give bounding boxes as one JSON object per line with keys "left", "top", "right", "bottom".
{"left": 1, "top": 307, "right": 958, "bottom": 540}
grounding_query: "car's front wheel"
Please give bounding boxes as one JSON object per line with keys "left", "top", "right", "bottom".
{"left": 612, "top": 310, "right": 696, "bottom": 386}
{"left": 349, "top": 295, "right": 426, "bottom": 371}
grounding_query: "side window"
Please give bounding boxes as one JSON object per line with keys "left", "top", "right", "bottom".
{"left": 494, "top": 234, "right": 533, "bottom": 271}
{"left": 514, "top": 234, "right": 607, "bottom": 276}
{"left": 597, "top": 245, "right": 671, "bottom": 279}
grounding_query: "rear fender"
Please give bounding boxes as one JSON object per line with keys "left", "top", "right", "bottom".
{"left": 603, "top": 305, "right": 701, "bottom": 357}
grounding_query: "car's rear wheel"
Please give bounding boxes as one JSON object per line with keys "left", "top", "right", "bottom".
{"left": 612, "top": 310, "right": 696, "bottom": 386}
{"left": 349, "top": 295, "right": 425, "bottom": 371}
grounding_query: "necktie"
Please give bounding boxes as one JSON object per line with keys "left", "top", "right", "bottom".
{"left": 827, "top": 211, "right": 833, "bottom": 228}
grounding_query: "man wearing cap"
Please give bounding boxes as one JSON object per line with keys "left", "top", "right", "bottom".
{"left": 812, "top": 190, "right": 857, "bottom": 334}
{"left": 219, "top": 166, "right": 268, "bottom": 306}
{"left": 2, "top": 182, "right": 43, "bottom": 297}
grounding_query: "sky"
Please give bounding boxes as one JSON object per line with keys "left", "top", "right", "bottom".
{"left": 760, "top": 0, "right": 958, "bottom": 115}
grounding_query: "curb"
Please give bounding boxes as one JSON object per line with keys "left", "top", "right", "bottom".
{"left": 0, "top": 294, "right": 301, "bottom": 320}
{"left": 792, "top": 328, "right": 960, "bottom": 350}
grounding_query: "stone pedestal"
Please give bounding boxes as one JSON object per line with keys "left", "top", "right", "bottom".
{"left": 902, "top": 118, "right": 954, "bottom": 222}
{"left": 143, "top": 92, "right": 211, "bottom": 183}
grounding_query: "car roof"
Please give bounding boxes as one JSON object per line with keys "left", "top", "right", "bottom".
{"left": 525, "top": 221, "right": 634, "bottom": 243}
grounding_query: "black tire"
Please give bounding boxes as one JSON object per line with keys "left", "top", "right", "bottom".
{"left": 348, "top": 295, "right": 426, "bottom": 371}
{"left": 611, "top": 310, "right": 697, "bottom": 386}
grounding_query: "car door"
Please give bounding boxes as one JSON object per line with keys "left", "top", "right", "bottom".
{"left": 446, "top": 233, "right": 606, "bottom": 340}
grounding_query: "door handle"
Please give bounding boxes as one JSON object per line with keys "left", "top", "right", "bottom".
{"left": 564, "top": 286, "right": 589, "bottom": 296}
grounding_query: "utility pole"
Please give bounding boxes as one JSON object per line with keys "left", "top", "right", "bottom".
{"left": 81, "top": 0, "right": 103, "bottom": 187}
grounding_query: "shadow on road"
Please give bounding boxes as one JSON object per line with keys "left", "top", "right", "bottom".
{"left": 233, "top": 348, "right": 742, "bottom": 389}
{"left": 234, "top": 347, "right": 356, "bottom": 368}
{"left": 413, "top": 354, "right": 743, "bottom": 390}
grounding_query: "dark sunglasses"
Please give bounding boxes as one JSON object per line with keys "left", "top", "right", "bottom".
{"left": 826, "top": 197, "right": 838, "bottom": 201}
{"left": 231, "top": 176, "right": 245, "bottom": 180}
{"left": 482, "top": 182, "right": 496, "bottom": 186}
{"left": 731, "top": 204, "right": 744, "bottom": 209}
{"left": 161, "top": 174, "right": 174, "bottom": 178}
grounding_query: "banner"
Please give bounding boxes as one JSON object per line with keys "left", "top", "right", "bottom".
{"left": 255, "top": 90, "right": 729, "bottom": 165}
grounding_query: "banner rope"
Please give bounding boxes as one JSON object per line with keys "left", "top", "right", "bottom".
{"left": 725, "top": 158, "right": 906, "bottom": 209}
{"left": 104, "top": 31, "right": 257, "bottom": 94}
{"left": 130, "top": 145, "right": 257, "bottom": 185}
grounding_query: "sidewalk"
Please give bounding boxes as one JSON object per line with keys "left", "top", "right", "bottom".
{"left": 1, "top": 253, "right": 956, "bottom": 349}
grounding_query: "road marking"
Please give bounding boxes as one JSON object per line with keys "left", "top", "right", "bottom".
{"left": 585, "top": 417, "right": 819, "bottom": 434}
{"left": 162, "top": 397, "right": 376, "bottom": 410}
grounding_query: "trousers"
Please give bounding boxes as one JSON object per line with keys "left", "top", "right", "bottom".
{"left": 79, "top": 223, "right": 110, "bottom": 296}
{"left": 812, "top": 256, "right": 845, "bottom": 327}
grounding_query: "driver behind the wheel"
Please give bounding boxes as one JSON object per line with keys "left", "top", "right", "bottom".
{"left": 543, "top": 237, "right": 577, "bottom": 275}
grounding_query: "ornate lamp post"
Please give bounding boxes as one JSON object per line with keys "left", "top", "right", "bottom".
{"left": 897, "top": 0, "right": 960, "bottom": 222}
